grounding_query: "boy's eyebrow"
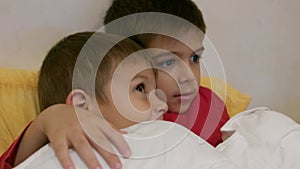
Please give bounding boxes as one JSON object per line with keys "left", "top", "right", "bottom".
{"left": 152, "top": 47, "right": 205, "bottom": 58}
{"left": 194, "top": 47, "right": 205, "bottom": 54}
{"left": 133, "top": 74, "right": 149, "bottom": 81}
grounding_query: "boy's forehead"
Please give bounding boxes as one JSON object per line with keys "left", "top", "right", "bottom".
{"left": 178, "top": 28, "right": 203, "bottom": 49}
{"left": 146, "top": 33, "right": 204, "bottom": 56}
{"left": 112, "top": 52, "right": 152, "bottom": 77}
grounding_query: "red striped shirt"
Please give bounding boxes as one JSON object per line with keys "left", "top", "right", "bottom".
{"left": 164, "top": 86, "right": 229, "bottom": 147}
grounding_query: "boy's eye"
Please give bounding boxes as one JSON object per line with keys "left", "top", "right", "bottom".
{"left": 136, "top": 83, "right": 145, "bottom": 93}
{"left": 190, "top": 54, "right": 201, "bottom": 63}
{"left": 159, "top": 59, "right": 175, "bottom": 68}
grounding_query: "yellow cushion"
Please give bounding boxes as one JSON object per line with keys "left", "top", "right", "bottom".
{"left": 200, "top": 77, "right": 251, "bottom": 117}
{"left": 0, "top": 68, "right": 251, "bottom": 154}
{"left": 0, "top": 68, "right": 39, "bottom": 154}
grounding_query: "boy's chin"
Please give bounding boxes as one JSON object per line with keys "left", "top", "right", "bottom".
{"left": 169, "top": 103, "right": 192, "bottom": 114}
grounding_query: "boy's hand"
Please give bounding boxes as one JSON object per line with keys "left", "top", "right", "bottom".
{"left": 38, "top": 104, "right": 131, "bottom": 169}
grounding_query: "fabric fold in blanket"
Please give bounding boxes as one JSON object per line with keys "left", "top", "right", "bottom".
{"left": 217, "top": 107, "right": 300, "bottom": 169}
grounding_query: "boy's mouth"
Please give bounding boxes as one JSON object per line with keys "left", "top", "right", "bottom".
{"left": 173, "top": 92, "right": 195, "bottom": 101}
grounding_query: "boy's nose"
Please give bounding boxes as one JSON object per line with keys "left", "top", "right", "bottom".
{"left": 148, "top": 89, "right": 168, "bottom": 118}
{"left": 177, "top": 71, "right": 195, "bottom": 85}
{"left": 178, "top": 74, "right": 195, "bottom": 85}
{"left": 176, "top": 61, "right": 195, "bottom": 84}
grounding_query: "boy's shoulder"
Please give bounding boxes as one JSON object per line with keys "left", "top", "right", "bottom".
{"left": 199, "top": 86, "right": 213, "bottom": 95}
{"left": 199, "top": 86, "right": 223, "bottom": 103}
{"left": 199, "top": 86, "right": 227, "bottom": 113}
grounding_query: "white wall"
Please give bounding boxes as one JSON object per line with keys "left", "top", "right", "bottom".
{"left": 197, "top": 0, "right": 300, "bottom": 122}
{"left": 0, "top": 0, "right": 110, "bottom": 70}
{"left": 0, "top": 0, "right": 299, "bottom": 122}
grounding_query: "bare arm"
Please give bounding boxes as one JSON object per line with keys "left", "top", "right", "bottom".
{"left": 14, "top": 115, "right": 48, "bottom": 166}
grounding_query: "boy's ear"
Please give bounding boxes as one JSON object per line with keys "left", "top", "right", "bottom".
{"left": 66, "top": 89, "right": 92, "bottom": 110}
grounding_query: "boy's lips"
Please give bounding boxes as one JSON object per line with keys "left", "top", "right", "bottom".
{"left": 173, "top": 92, "right": 195, "bottom": 101}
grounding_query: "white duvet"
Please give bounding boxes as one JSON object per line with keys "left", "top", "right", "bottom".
{"left": 217, "top": 107, "right": 300, "bottom": 169}
{"left": 15, "top": 107, "right": 300, "bottom": 169}
{"left": 15, "top": 120, "right": 238, "bottom": 169}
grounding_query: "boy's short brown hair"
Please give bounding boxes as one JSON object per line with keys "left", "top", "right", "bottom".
{"left": 38, "top": 32, "right": 144, "bottom": 111}
{"left": 104, "top": 0, "right": 206, "bottom": 46}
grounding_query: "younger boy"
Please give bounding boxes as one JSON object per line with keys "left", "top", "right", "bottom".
{"left": 13, "top": 32, "right": 239, "bottom": 169}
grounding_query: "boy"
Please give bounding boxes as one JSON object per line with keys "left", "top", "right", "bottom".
{"left": 1, "top": 1, "right": 239, "bottom": 169}
{"left": 103, "top": 0, "right": 228, "bottom": 144}
{"left": 13, "top": 31, "right": 239, "bottom": 169}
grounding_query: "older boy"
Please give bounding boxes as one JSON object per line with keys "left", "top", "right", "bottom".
{"left": 103, "top": 0, "right": 228, "bottom": 145}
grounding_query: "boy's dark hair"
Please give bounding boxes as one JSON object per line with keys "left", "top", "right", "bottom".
{"left": 104, "top": 0, "right": 206, "bottom": 46}
{"left": 38, "top": 32, "right": 144, "bottom": 111}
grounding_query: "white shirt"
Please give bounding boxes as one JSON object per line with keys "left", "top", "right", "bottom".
{"left": 217, "top": 107, "right": 300, "bottom": 169}
{"left": 15, "top": 120, "right": 239, "bottom": 169}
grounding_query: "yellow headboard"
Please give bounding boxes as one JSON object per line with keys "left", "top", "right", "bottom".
{"left": 0, "top": 68, "right": 39, "bottom": 154}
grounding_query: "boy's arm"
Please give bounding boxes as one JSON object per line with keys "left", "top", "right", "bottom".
{"left": 13, "top": 117, "right": 48, "bottom": 166}
{"left": 0, "top": 123, "right": 32, "bottom": 169}
{"left": 12, "top": 104, "right": 130, "bottom": 169}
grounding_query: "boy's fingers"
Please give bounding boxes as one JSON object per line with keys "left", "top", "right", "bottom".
{"left": 108, "top": 132, "right": 131, "bottom": 158}
{"left": 90, "top": 141, "right": 122, "bottom": 169}
{"left": 50, "top": 136, "right": 74, "bottom": 169}
{"left": 85, "top": 128, "right": 116, "bottom": 154}
{"left": 84, "top": 123, "right": 124, "bottom": 169}
{"left": 81, "top": 116, "right": 131, "bottom": 158}
{"left": 96, "top": 122, "right": 131, "bottom": 158}
{"left": 71, "top": 134, "right": 102, "bottom": 169}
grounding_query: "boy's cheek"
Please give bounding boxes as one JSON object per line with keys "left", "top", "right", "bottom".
{"left": 156, "top": 71, "right": 176, "bottom": 85}
{"left": 192, "top": 65, "right": 201, "bottom": 84}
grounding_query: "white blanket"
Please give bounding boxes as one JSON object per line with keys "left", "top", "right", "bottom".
{"left": 217, "top": 107, "right": 300, "bottom": 169}
{"left": 16, "top": 107, "right": 299, "bottom": 169}
{"left": 15, "top": 120, "right": 239, "bottom": 169}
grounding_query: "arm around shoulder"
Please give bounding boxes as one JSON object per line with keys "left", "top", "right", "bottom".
{"left": 0, "top": 121, "right": 43, "bottom": 169}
